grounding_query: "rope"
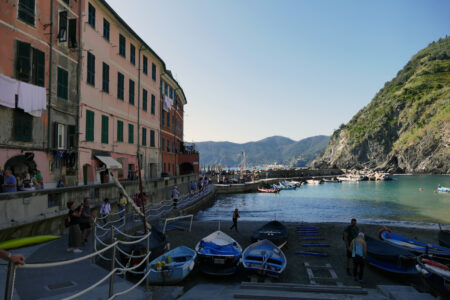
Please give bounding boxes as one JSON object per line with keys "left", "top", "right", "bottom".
{"left": 109, "top": 266, "right": 152, "bottom": 299}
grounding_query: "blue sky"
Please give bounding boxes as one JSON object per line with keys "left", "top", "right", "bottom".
{"left": 107, "top": 0, "right": 450, "bottom": 143}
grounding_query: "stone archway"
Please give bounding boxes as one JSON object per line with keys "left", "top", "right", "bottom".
{"left": 4, "top": 153, "right": 37, "bottom": 177}
{"left": 179, "top": 162, "right": 194, "bottom": 175}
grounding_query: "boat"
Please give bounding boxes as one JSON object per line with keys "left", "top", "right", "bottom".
{"left": 258, "top": 186, "right": 278, "bottom": 193}
{"left": 438, "top": 227, "right": 450, "bottom": 248}
{"left": 277, "top": 182, "right": 296, "bottom": 190}
{"left": 337, "top": 174, "right": 364, "bottom": 182}
{"left": 195, "top": 230, "right": 242, "bottom": 275}
{"left": 306, "top": 179, "right": 323, "bottom": 185}
{"left": 251, "top": 220, "right": 288, "bottom": 246}
{"left": 379, "top": 228, "right": 450, "bottom": 257}
{"left": 283, "top": 180, "right": 302, "bottom": 187}
{"left": 148, "top": 246, "right": 196, "bottom": 284}
{"left": 416, "top": 256, "right": 450, "bottom": 297}
{"left": 0, "top": 235, "right": 60, "bottom": 250}
{"left": 437, "top": 185, "right": 450, "bottom": 193}
{"left": 365, "top": 235, "right": 418, "bottom": 274}
{"left": 242, "top": 239, "right": 287, "bottom": 278}
{"left": 280, "top": 181, "right": 298, "bottom": 188}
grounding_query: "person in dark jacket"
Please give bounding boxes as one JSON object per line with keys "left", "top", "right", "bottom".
{"left": 230, "top": 208, "right": 240, "bottom": 232}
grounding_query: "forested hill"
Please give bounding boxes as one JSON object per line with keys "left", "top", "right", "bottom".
{"left": 195, "top": 135, "right": 329, "bottom": 167}
{"left": 312, "top": 37, "right": 450, "bottom": 173}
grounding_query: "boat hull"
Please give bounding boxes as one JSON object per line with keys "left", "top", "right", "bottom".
{"left": 439, "top": 230, "right": 450, "bottom": 248}
{"left": 381, "top": 230, "right": 450, "bottom": 257}
{"left": 416, "top": 258, "right": 450, "bottom": 297}
{"left": 148, "top": 246, "right": 196, "bottom": 284}
{"left": 251, "top": 221, "right": 288, "bottom": 246}
{"left": 242, "top": 240, "right": 286, "bottom": 278}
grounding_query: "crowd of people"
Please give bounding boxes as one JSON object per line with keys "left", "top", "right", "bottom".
{"left": 0, "top": 169, "right": 44, "bottom": 192}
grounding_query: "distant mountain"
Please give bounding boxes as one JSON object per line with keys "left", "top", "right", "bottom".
{"left": 195, "top": 135, "right": 330, "bottom": 167}
{"left": 312, "top": 37, "right": 450, "bottom": 173}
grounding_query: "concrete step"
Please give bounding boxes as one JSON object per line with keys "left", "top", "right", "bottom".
{"left": 240, "top": 281, "right": 368, "bottom": 294}
{"left": 151, "top": 286, "right": 184, "bottom": 300}
{"left": 376, "top": 285, "right": 435, "bottom": 300}
{"left": 234, "top": 288, "right": 387, "bottom": 300}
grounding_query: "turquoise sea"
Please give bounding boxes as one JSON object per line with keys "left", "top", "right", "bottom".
{"left": 196, "top": 175, "right": 450, "bottom": 228}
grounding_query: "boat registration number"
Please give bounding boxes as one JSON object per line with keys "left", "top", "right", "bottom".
{"left": 214, "top": 258, "right": 225, "bottom": 264}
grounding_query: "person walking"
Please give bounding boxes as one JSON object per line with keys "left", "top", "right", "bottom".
{"left": 100, "top": 198, "right": 111, "bottom": 224}
{"left": 66, "top": 201, "right": 83, "bottom": 253}
{"left": 118, "top": 192, "right": 127, "bottom": 218}
{"left": 351, "top": 232, "right": 367, "bottom": 283}
{"left": 172, "top": 186, "right": 180, "bottom": 209}
{"left": 343, "top": 218, "right": 359, "bottom": 275}
{"left": 230, "top": 208, "right": 240, "bottom": 232}
{"left": 80, "top": 198, "right": 93, "bottom": 245}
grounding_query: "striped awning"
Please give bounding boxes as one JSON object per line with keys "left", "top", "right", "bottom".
{"left": 95, "top": 155, "right": 122, "bottom": 169}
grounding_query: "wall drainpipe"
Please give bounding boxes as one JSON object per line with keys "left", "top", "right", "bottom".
{"left": 47, "top": 0, "right": 54, "bottom": 153}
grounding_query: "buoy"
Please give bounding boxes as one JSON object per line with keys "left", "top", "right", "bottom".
{"left": 378, "top": 227, "right": 391, "bottom": 240}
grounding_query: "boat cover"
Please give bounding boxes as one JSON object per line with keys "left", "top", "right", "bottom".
{"left": 198, "top": 240, "right": 241, "bottom": 256}
{"left": 252, "top": 221, "right": 288, "bottom": 245}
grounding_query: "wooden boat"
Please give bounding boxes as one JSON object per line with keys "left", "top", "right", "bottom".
{"left": 251, "top": 220, "right": 288, "bottom": 246}
{"left": 380, "top": 229, "right": 450, "bottom": 257}
{"left": 148, "top": 246, "right": 196, "bottom": 284}
{"left": 242, "top": 239, "right": 287, "bottom": 278}
{"left": 195, "top": 230, "right": 242, "bottom": 275}
{"left": 437, "top": 185, "right": 450, "bottom": 193}
{"left": 365, "top": 235, "right": 418, "bottom": 274}
{"left": 438, "top": 229, "right": 450, "bottom": 248}
{"left": 416, "top": 256, "right": 450, "bottom": 297}
{"left": 0, "top": 235, "right": 60, "bottom": 250}
{"left": 257, "top": 186, "right": 278, "bottom": 193}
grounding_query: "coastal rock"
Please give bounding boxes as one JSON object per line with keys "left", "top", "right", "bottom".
{"left": 312, "top": 37, "right": 450, "bottom": 174}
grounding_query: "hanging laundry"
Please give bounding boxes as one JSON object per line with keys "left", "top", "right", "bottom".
{"left": 163, "top": 95, "right": 173, "bottom": 111}
{"left": 0, "top": 74, "right": 18, "bottom": 108}
{"left": 18, "top": 81, "right": 47, "bottom": 117}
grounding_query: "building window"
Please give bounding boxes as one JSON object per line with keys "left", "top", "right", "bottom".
{"left": 57, "top": 67, "right": 68, "bottom": 99}
{"left": 152, "top": 63, "right": 156, "bottom": 81}
{"left": 169, "top": 87, "right": 173, "bottom": 98}
{"left": 128, "top": 124, "right": 134, "bottom": 144}
{"left": 58, "top": 11, "right": 68, "bottom": 42}
{"left": 151, "top": 94, "right": 155, "bottom": 115}
{"left": 119, "top": 34, "right": 125, "bottom": 57}
{"left": 13, "top": 109, "right": 32, "bottom": 142}
{"left": 18, "top": 0, "right": 35, "bottom": 25}
{"left": 16, "top": 40, "right": 45, "bottom": 86}
{"left": 129, "top": 79, "right": 135, "bottom": 105}
{"left": 68, "top": 19, "right": 77, "bottom": 48}
{"left": 142, "top": 127, "right": 147, "bottom": 146}
{"left": 167, "top": 140, "right": 170, "bottom": 152}
{"left": 117, "top": 120, "right": 123, "bottom": 142}
{"left": 164, "top": 82, "right": 168, "bottom": 95}
{"left": 101, "top": 115, "right": 108, "bottom": 144}
{"left": 174, "top": 92, "right": 177, "bottom": 105}
{"left": 161, "top": 109, "right": 165, "bottom": 126}
{"left": 166, "top": 111, "right": 170, "bottom": 128}
{"left": 87, "top": 51, "right": 95, "bottom": 86}
{"left": 67, "top": 125, "right": 76, "bottom": 148}
{"left": 143, "top": 55, "right": 148, "bottom": 75}
{"left": 88, "top": 3, "right": 95, "bottom": 28}
{"left": 150, "top": 130, "right": 155, "bottom": 147}
{"left": 130, "top": 44, "right": 135, "bottom": 65}
{"left": 117, "top": 72, "right": 124, "bottom": 100}
{"left": 85, "top": 109, "right": 94, "bottom": 141}
{"left": 102, "top": 63, "right": 109, "bottom": 93}
{"left": 162, "top": 138, "right": 165, "bottom": 152}
{"left": 142, "top": 89, "right": 147, "bottom": 111}
{"left": 103, "top": 18, "right": 110, "bottom": 41}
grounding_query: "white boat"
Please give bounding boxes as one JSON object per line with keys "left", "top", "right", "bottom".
{"left": 242, "top": 239, "right": 287, "bottom": 278}
{"left": 195, "top": 230, "right": 242, "bottom": 275}
{"left": 438, "top": 185, "right": 450, "bottom": 193}
{"left": 306, "top": 179, "right": 323, "bottom": 185}
{"left": 337, "top": 174, "right": 364, "bottom": 182}
{"left": 148, "top": 246, "right": 196, "bottom": 284}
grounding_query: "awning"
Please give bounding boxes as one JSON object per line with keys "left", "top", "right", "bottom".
{"left": 95, "top": 155, "right": 122, "bottom": 169}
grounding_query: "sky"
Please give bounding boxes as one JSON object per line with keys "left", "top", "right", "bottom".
{"left": 107, "top": 0, "right": 450, "bottom": 143}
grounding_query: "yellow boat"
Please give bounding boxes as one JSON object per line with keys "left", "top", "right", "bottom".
{"left": 0, "top": 235, "right": 60, "bottom": 250}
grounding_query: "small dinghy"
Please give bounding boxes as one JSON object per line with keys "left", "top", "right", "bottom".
{"left": 416, "top": 256, "right": 450, "bottom": 298}
{"left": 251, "top": 221, "right": 288, "bottom": 246}
{"left": 437, "top": 185, "right": 450, "bottom": 193}
{"left": 195, "top": 230, "right": 242, "bottom": 275}
{"left": 242, "top": 239, "right": 287, "bottom": 278}
{"left": 365, "top": 235, "right": 418, "bottom": 274}
{"left": 258, "top": 186, "right": 278, "bottom": 193}
{"left": 277, "top": 182, "right": 296, "bottom": 190}
{"left": 148, "top": 246, "right": 196, "bottom": 284}
{"left": 379, "top": 228, "right": 450, "bottom": 257}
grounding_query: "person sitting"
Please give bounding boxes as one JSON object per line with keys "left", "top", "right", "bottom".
{"left": 57, "top": 177, "right": 65, "bottom": 188}
{"left": 21, "top": 173, "right": 35, "bottom": 191}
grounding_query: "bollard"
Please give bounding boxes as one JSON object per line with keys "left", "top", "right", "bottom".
{"left": 4, "top": 261, "right": 17, "bottom": 300}
{"left": 92, "top": 222, "right": 97, "bottom": 264}
{"left": 109, "top": 238, "right": 117, "bottom": 298}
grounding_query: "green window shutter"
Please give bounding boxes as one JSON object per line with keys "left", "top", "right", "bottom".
{"left": 87, "top": 52, "right": 95, "bottom": 86}
{"left": 142, "top": 127, "right": 147, "bottom": 146}
{"left": 142, "top": 89, "right": 147, "bottom": 111}
{"left": 57, "top": 67, "right": 68, "bottom": 99}
{"left": 129, "top": 79, "right": 134, "bottom": 105}
{"left": 18, "top": 0, "right": 35, "bottom": 25}
{"left": 13, "top": 109, "right": 32, "bottom": 142}
{"left": 150, "top": 130, "right": 155, "bottom": 147}
{"left": 117, "top": 72, "right": 124, "bottom": 100}
{"left": 16, "top": 40, "right": 31, "bottom": 82}
{"left": 128, "top": 124, "right": 134, "bottom": 144}
{"left": 33, "top": 48, "right": 45, "bottom": 87}
{"left": 151, "top": 94, "right": 155, "bottom": 114}
{"left": 117, "top": 120, "right": 123, "bottom": 142}
{"left": 101, "top": 115, "right": 109, "bottom": 144}
{"left": 86, "top": 109, "right": 94, "bottom": 141}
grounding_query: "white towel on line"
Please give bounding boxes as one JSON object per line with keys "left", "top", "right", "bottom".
{"left": 18, "top": 81, "right": 47, "bottom": 117}
{"left": 0, "top": 73, "right": 18, "bottom": 108}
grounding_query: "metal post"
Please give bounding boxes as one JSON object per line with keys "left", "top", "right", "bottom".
{"left": 145, "top": 233, "right": 150, "bottom": 291}
{"left": 4, "top": 261, "right": 16, "bottom": 300}
{"left": 109, "top": 239, "right": 117, "bottom": 298}
{"left": 92, "top": 222, "right": 97, "bottom": 264}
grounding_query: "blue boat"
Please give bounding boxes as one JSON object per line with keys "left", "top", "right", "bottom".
{"left": 365, "top": 235, "right": 418, "bottom": 274}
{"left": 195, "top": 230, "right": 242, "bottom": 275}
{"left": 242, "top": 239, "right": 287, "bottom": 278}
{"left": 148, "top": 246, "right": 197, "bottom": 284}
{"left": 380, "top": 230, "right": 450, "bottom": 257}
{"left": 437, "top": 185, "right": 450, "bottom": 193}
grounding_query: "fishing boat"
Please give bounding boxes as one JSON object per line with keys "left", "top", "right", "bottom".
{"left": 242, "top": 239, "right": 287, "bottom": 278}
{"left": 306, "top": 179, "right": 323, "bottom": 185}
{"left": 195, "top": 230, "right": 242, "bottom": 275}
{"left": 277, "top": 182, "right": 296, "bottom": 190}
{"left": 284, "top": 180, "right": 302, "bottom": 187}
{"left": 251, "top": 220, "right": 288, "bottom": 246}
{"left": 258, "top": 186, "right": 278, "bottom": 193}
{"left": 437, "top": 185, "right": 450, "bottom": 193}
{"left": 365, "top": 235, "right": 418, "bottom": 274}
{"left": 379, "top": 228, "right": 450, "bottom": 257}
{"left": 416, "top": 256, "right": 450, "bottom": 297}
{"left": 280, "top": 181, "right": 298, "bottom": 188}
{"left": 148, "top": 246, "right": 196, "bottom": 284}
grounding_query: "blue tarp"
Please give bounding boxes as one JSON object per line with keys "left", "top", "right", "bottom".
{"left": 198, "top": 240, "right": 241, "bottom": 256}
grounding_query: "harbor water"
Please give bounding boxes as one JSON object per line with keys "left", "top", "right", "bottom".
{"left": 197, "top": 175, "right": 450, "bottom": 228}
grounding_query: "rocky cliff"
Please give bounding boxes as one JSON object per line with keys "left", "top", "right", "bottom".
{"left": 312, "top": 37, "right": 450, "bottom": 174}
